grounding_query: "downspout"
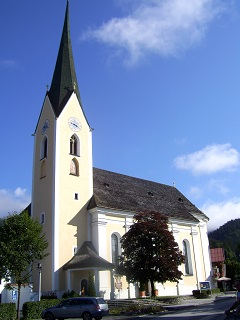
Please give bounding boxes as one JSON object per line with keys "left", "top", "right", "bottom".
{"left": 125, "top": 216, "right": 131, "bottom": 299}
{"left": 199, "top": 224, "right": 207, "bottom": 279}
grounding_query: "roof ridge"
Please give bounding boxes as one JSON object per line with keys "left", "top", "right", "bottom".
{"left": 93, "top": 167, "right": 174, "bottom": 189}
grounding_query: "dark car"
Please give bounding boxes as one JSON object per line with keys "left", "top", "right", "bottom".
{"left": 41, "top": 297, "right": 109, "bottom": 320}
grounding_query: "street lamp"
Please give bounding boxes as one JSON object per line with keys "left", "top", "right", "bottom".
{"left": 37, "top": 263, "right": 42, "bottom": 302}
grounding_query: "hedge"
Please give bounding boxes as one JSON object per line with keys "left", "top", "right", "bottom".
{"left": 192, "top": 288, "right": 221, "bottom": 298}
{"left": 22, "top": 299, "right": 60, "bottom": 320}
{"left": 0, "top": 303, "right": 16, "bottom": 320}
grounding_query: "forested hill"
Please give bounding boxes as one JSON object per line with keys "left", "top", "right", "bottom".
{"left": 208, "top": 219, "right": 240, "bottom": 261}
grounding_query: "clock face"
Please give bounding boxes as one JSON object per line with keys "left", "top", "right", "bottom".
{"left": 41, "top": 119, "right": 49, "bottom": 135}
{"left": 68, "top": 117, "right": 82, "bottom": 132}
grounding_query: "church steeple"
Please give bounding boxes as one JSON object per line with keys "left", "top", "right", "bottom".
{"left": 32, "top": 0, "right": 93, "bottom": 294}
{"left": 48, "top": 0, "right": 81, "bottom": 117}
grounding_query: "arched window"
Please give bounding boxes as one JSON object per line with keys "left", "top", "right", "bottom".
{"left": 182, "top": 239, "right": 193, "bottom": 275}
{"left": 40, "top": 136, "right": 48, "bottom": 159}
{"left": 70, "top": 134, "right": 80, "bottom": 156}
{"left": 40, "top": 160, "right": 46, "bottom": 178}
{"left": 70, "top": 158, "right": 79, "bottom": 176}
{"left": 111, "top": 233, "right": 120, "bottom": 267}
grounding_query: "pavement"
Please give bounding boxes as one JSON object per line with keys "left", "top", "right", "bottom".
{"left": 163, "top": 292, "right": 236, "bottom": 311}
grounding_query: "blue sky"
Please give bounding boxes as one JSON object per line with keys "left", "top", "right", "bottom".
{"left": 1, "top": 0, "right": 240, "bottom": 231}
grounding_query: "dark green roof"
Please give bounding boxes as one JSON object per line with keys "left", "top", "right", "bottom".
{"left": 48, "top": 0, "right": 82, "bottom": 117}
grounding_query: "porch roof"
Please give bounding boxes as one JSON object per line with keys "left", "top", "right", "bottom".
{"left": 62, "top": 241, "right": 114, "bottom": 270}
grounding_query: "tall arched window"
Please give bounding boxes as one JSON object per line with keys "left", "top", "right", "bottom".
{"left": 70, "top": 158, "right": 79, "bottom": 176}
{"left": 182, "top": 239, "right": 193, "bottom": 275}
{"left": 111, "top": 233, "right": 119, "bottom": 267}
{"left": 70, "top": 134, "right": 80, "bottom": 156}
{"left": 40, "top": 136, "right": 48, "bottom": 159}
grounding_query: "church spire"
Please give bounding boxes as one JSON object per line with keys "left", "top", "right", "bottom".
{"left": 48, "top": 0, "right": 82, "bottom": 117}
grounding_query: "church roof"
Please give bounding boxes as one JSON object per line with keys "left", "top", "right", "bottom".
{"left": 48, "top": 0, "right": 82, "bottom": 117}
{"left": 88, "top": 167, "right": 207, "bottom": 223}
{"left": 63, "top": 241, "right": 114, "bottom": 270}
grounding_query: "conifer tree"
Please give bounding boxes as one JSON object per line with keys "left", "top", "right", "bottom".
{"left": 87, "top": 271, "right": 96, "bottom": 296}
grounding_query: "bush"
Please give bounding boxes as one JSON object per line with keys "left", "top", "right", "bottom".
{"left": 0, "top": 303, "right": 16, "bottom": 320}
{"left": 193, "top": 289, "right": 213, "bottom": 298}
{"left": 211, "top": 288, "right": 221, "bottom": 294}
{"left": 192, "top": 290, "right": 200, "bottom": 297}
{"left": 62, "top": 290, "right": 79, "bottom": 299}
{"left": 22, "top": 299, "right": 60, "bottom": 320}
{"left": 193, "top": 289, "right": 211, "bottom": 299}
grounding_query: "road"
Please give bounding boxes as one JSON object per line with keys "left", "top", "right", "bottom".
{"left": 128, "top": 298, "right": 234, "bottom": 320}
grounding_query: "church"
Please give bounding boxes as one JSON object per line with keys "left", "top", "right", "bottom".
{"left": 31, "top": 1, "right": 212, "bottom": 300}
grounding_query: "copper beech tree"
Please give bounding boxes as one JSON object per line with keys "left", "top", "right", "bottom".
{"left": 117, "top": 211, "right": 185, "bottom": 296}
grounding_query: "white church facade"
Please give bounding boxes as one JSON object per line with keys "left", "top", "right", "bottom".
{"left": 29, "top": 1, "right": 212, "bottom": 300}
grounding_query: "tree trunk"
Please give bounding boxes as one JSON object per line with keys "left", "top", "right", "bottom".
{"left": 150, "top": 279, "right": 155, "bottom": 297}
{"left": 17, "top": 283, "right": 21, "bottom": 320}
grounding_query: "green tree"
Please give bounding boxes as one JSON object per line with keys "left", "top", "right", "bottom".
{"left": 87, "top": 271, "right": 96, "bottom": 296}
{"left": 226, "top": 259, "right": 240, "bottom": 281}
{"left": 209, "top": 219, "right": 240, "bottom": 262}
{"left": 0, "top": 210, "right": 48, "bottom": 320}
{"left": 117, "top": 211, "right": 184, "bottom": 296}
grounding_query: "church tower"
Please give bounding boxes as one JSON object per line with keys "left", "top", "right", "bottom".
{"left": 31, "top": 1, "right": 93, "bottom": 292}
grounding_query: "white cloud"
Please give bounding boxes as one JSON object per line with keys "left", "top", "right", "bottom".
{"left": 202, "top": 198, "right": 240, "bottom": 232}
{"left": 14, "top": 187, "right": 27, "bottom": 197}
{"left": 174, "top": 144, "right": 240, "bottom": 174}
{"left": 0, "top": 188, "right": 30, "bottom": 219}
{"left": 83, "top": 0, "right": 228, "bottom": 65}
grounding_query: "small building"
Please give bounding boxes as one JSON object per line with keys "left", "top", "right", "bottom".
{"left": 210, "top": 248, "right": 226, "bottom": 283}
